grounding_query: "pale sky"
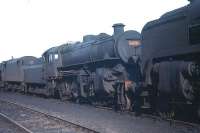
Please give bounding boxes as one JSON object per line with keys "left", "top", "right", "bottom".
{"left": 0, "top": 0, "right": 189, "bottom": 62}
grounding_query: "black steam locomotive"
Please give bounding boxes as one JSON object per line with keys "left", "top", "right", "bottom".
{"left": 141, "top": 0, "right": 200, "bottom": 119}
{"left": 0, "top": 0, "right": 199, "bottom": 121}
{"left": 0, "top": 24, "right": 141, "bottom": 110}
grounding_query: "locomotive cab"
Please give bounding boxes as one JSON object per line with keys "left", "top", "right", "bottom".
{"left": 42, "top": 46, "right": 62, "bottom": 80}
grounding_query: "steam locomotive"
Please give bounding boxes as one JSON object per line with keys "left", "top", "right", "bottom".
{"left": 0, "top": 0, "right": 199, "bottom": 121}
{"left": 0, "top": 24, "right": 141, "bottom": 110}
{"left": 141, "top": 0, "right": 200, "bottom": 119}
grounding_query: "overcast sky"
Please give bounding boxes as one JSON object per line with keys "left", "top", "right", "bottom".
{"left": 0, "top": 0, "right": 189, "bottom": 62}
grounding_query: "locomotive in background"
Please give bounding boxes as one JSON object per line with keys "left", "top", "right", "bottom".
{"left": 0, "top": 0, "right": 199, "bottom": 122}
{"left": 0, "top": 24, "right": 141, "bottom": 111}
{"left": 141, "top": 0, "right": 200, "bottom": 119}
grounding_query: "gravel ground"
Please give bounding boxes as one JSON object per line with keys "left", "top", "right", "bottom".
{"left": 0, "top": 92, "right": 199, "bottom": 133}
{"left": 0, "top": 114, "right": 28, "bottom": 133}
{"left": 0, "top": 101, "right": 96, "bottom": 133}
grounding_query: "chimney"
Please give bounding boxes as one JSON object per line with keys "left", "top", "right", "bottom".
{"left": 112, "top": 23, "right": 125, "bottom": 36}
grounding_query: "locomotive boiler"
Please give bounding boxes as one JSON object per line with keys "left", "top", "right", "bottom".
{"left": 43, "top": 23, "right": 141, "bottom": 110}
{"left": 141, "top": 0, "right": 200, "bottom": 118}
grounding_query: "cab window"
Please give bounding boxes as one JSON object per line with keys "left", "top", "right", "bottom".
{"left": 189, "top": 24, "right": 200, "bottom": 45}
{"left": 54, "top": 54, "right": 59, "bottom": 60}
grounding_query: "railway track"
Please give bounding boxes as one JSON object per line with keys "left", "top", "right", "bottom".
{"left": 1, "top": 93, "right": 200, "bottom": 133}
{"left": 94, "top": 105, "right": 200, "bottom": 131}
{"left": 0, "top": 112, "right": 32, "bottom": 133}
{"left": 0, "top": 99, "right": 98, "bottom": 133}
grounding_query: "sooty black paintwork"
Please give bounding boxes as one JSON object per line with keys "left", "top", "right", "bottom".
{"left": 140, "top": 1, "right": 200, "bottom": 118}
